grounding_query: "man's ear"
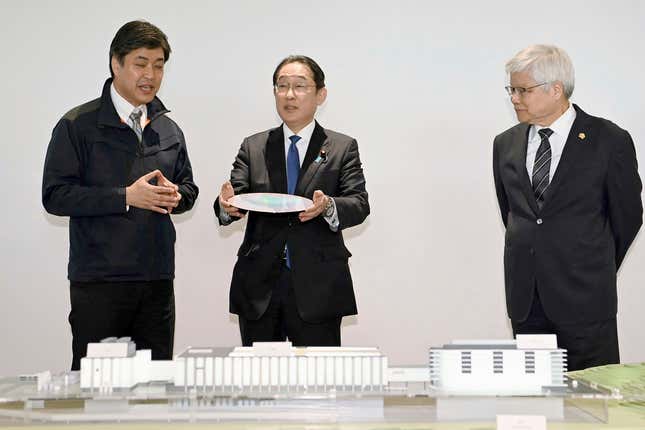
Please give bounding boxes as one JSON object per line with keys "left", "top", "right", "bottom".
{"left": 111, "top": 56, "right": 121, "bottom": 78}
{"left": 316, "top": 87, "right": 327, "bottom": 106}
{"left": 552, "top": 81, "right": 565, "bottom": 100}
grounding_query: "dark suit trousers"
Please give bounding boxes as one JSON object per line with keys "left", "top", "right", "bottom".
{"left": 69, "top": 280, "right": 175, "bottom": 371}
{"left": 238, "top": 264, "right": 341, "bottom": 347}
{"left": 512, "top": 290, "right": 619, "bottom": 371}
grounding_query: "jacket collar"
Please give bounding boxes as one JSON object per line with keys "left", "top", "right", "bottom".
{"left": 512, "top": 103, "right": 594, "bottom": 214}
{"left": 265, "top": 121, "right": 329, "bottom": 196}
{"left": 296, "top": 122, "right": 328, "bottom": 195}
{"left": 510, "top": 122, "right": 536, "bottom": 212}
{"left": 97, "top": 78, "right": 169, "bottom": 129}
{"left": 538, "top": 104, "right": 593, "bottom": 210}
{"left": 266, "top": 126, "right": 287, "bottom": 193}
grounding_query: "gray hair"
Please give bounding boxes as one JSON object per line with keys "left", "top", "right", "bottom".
{"left": 505, "top": 44, "right": 575, "bottom": 99}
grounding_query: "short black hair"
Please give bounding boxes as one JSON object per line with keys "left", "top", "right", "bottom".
{"left": 109, "top": 20, "right": 171, "bottom": 77}
{"left": 272, "top": 55, "right": 325, "bottom": 90}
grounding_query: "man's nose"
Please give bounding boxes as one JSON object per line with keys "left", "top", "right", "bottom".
{"left": 143, "top": 64, "right": 154, "bottom": 78}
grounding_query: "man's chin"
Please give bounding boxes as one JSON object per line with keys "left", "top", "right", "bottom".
{"left": 135, "top": 93, "right": 157, "bottom": 105}
{"left": 515, "top": 113, "right": 530, "bottom": 123}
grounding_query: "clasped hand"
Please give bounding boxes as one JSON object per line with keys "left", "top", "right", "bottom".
{"left": 126, "top": 170, "right": 182, "bottom": 214}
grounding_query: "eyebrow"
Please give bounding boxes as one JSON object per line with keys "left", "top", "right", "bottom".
{"left": 134, "top": 56, "right": 165, "bottom": 63}
{"left": 277, "top": 75, "right": 309, "bottom": 81}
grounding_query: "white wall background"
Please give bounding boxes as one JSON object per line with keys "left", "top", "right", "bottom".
{"left": 1, "top": 0, "right": 643, "bottom": 375}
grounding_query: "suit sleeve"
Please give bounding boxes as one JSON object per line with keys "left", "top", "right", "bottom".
{"left": 493, "top": 135, "right": 509, "bottom": 228}
{"left": 42, "top": 118, "right": 126, "bottom": 217}
{"left": 171, "top": 128, "right": 199, "bottom": 214}
{"left": 335, "top": 139, "right": 370, "bottom": 230}
{"left": 607, "top": 129, "right": 643, "bottom": 269}
{"left": 213, "top": 138, "right": 250, "bottom": 225}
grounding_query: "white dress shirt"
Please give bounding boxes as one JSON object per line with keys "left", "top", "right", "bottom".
{"left": 110, "top": 84, "right": 147, "bottom": 130}
{"left": 110, "top": 84, "right": 147, "bottom": 211}
{"left": 282, "top": 121, "right": 314, "bottom": 168}
{"left": 526, "top": 103, "right": 576, "bottom": 182}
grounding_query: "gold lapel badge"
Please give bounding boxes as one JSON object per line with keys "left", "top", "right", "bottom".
{"left": 578, "top": 132, "right": 586, "bottom": 140}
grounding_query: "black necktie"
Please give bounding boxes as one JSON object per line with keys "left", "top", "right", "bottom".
{"left": 532, "top": 128, "right": 553, "bottom": 209}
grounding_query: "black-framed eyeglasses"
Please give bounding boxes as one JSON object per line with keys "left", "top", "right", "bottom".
{"left": 504, "top": 82, "right": 549, "bottom": 96}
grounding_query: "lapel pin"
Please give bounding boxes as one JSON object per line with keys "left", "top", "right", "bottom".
{"left": 578, "top": 132, "right": 586, "bottom": 140}
{"left": 315, "top": 150, "right": 328, "bottom": 163}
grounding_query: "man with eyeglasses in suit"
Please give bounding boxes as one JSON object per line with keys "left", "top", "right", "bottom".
{"left": 214, "top": 55, "right": 369, "bottom": 347}
{"left": 493, "top": 44, "right": 642, "bottom": 370}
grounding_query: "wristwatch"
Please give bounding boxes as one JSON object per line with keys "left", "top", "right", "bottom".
{"left": 323, "top": 196, "right": 335, "bottom": 217}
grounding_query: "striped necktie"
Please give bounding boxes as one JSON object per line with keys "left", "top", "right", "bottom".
{"left": 532, "top": 128, "right": 554, "bottom": 209}
{"left": 129, "top": 109, "right": 143, "bottom": 142}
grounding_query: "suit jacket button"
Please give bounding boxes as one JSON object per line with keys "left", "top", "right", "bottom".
{"left": 529, "top": 248, "right": 535, "bottom": 255}
{"left": 536, "top": 218, "right": 543, "bottom": 225}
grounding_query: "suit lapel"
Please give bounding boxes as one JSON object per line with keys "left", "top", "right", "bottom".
{"left": 540, "top": 105, "right": 592, "bottom": 209}
{"left": 265, "top": 126, "right": 287, "bottom": 194}
{"left": 511, "top": 123, "right": 539, "bottom": 213}
{"left": 296, "top": 122, "right": 328, "bottom": 196}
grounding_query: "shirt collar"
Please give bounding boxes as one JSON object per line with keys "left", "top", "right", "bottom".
{"left": 110, "top": 83, "right": 147, "bottom": 125}
{"left": 283, "top": 120, "right": 316, "bottom": 144}
{"left": 529, "top": 102, "right": 576, "bottom": 141}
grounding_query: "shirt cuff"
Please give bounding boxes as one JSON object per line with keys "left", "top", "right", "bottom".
{"left": 219, "top": 199, "right": 232, "bottom": 223}
{"left": 120, "top": 187, "right": 129, "bottom": 212}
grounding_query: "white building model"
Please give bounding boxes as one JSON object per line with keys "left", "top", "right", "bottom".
{"left": 81, "top": 335, "right": 566, "bottom": 396}
{"left": 429, "top": 337, "right": 567, "bottom": 395}
{"left": 176, "top": 342, "right": 388, "bottom": 391}
{"left": 81, "top": 339, "right": 388, "bottom": 392}
{"left": 80, "top": 337, "right": 174, "bottom": 391}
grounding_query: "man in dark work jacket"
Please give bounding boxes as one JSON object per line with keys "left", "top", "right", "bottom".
{"left": 42, "top": 21, "right": 198, "bottom": 370}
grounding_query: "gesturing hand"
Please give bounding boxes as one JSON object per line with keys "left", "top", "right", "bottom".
{"left": 299, "top": 190, "right": 329, "bottom": 222}
{"left": 157, "top": 174, "right": 182, "bottom": 214}
{"left": 126, "top": 170, "right": 181, "bottom": 214}
{"left": 219, "top": 181, "right": 246, "bottom": 218}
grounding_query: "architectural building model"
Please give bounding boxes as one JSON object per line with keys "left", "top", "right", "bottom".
{"left": 429, "top": 338, "right": 567, "bottom": 395}
{"left": 80, "top": 336, "right": 565, "bottom": 396}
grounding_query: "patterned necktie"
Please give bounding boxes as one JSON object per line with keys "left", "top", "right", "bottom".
{"left": 287, "top": 135, "right": 301, "bottom": 194}
{"left": 532, "top": 128, "right": 554, "bottom": 209}
{"left": 285, "top": 135, "right": 301, "bottom": 269}
{"left": 129, "top": 108, "right": 143, "bottom": 142}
